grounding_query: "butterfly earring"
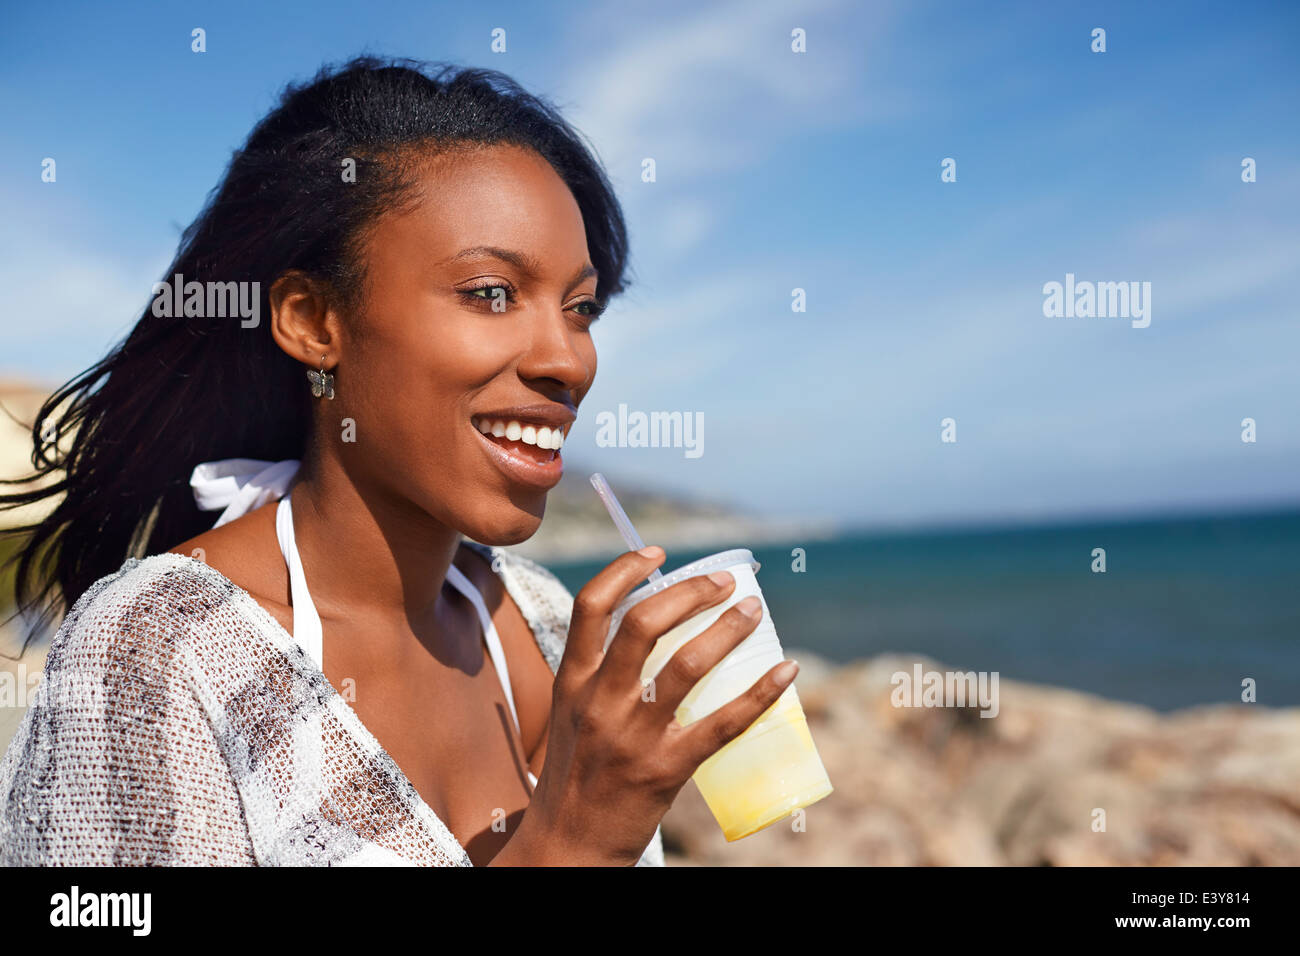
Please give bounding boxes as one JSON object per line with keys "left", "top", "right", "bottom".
{"left": 307, "top": 354, "right": 335, "bottom": 400}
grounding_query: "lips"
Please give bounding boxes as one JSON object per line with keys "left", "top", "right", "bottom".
{"left": 469, "top": 404, "right": 575, "bottom": 489}
{"left": 471, "top": 417, "right": 566, "bottom": 489}
{"left": 472, "top": 404, "right": 576, "bottom": 431}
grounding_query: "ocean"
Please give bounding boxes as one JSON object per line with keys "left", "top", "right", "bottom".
{"left": 545, "top": 508, "right": 1300, "bottom": 713}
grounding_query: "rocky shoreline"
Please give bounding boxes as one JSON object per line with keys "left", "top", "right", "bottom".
{"left": 660, "top": 651, "right": 1300, "bottom": 866}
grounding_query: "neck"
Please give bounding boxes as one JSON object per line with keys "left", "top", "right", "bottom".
{"left": 287, "top": 454, "right": 463, "bottom": 635}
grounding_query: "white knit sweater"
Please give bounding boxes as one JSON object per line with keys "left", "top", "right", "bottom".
{"left": 0, "top": 543, "right": 665, "bottom": 867}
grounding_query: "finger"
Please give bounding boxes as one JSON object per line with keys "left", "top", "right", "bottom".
{"left": 563, "top": 546, "right": 667, "bottom": 670}
{"left": 637, "top": 594, "right": 762, "bottom": 713}
{"left": 676, "top": 660, "right": 799, "bottom": 769}
{"left": 600, "top": 569, "right": 738, "bottom": 686}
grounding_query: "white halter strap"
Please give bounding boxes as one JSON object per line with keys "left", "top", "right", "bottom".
{"left": 274, "top": 495, "right": 323, "bottom": 670}
{"left": 443, "top": 561, "right": 524, "bottom": 739}
{"left": 274, "top": 494, "right": 535, "bottom": 788}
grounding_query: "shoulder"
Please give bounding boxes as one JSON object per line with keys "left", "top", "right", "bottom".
{"left": 59, "top": 553, "right": 250, "bottom": 643}
{"left": 0, "top": 554, "right": 260, "bottom": 865}
{"left": 458, "top": 540, "right": 575, "bottom": 674}
{"left": 41, "top": 553, "right": 266, "bottom": 691}
{"left": 166, "top": 498, "right": 289, "bottom": 615}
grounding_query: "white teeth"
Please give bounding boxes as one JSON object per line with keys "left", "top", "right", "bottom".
{"left": 474, "top": 417, "right": 567, "bottom": 450}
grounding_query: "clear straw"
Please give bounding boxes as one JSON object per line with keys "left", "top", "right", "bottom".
{"left": 589, "top": 472, "right": 664, "bottom": 582}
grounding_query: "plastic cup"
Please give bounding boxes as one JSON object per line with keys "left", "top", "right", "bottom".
{"left": 604, "top": 549, "right": 833, "bottom": 841}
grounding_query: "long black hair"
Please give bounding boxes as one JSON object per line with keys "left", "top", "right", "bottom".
{"left": 0, "top": 55, "right": 631, "bottom": 654}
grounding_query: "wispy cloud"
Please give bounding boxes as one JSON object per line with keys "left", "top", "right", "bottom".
{"left": 561, "top": 0, "right": 906, "bottom": 181}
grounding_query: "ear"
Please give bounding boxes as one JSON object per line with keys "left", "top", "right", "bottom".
{"left": 269, "top": 270, "right": 344, "bottom": 371}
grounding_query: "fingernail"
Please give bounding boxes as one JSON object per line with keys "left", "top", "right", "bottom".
{"left": 637, "top": 546, "right": 663, "bottom": 558}
{"left": 707, "top": 570, "right": 733, "bottom": 587}
{"left": 737, "top": 595, "right": 762, "bottom": 618}
{"left": 776, "top": 660, "right": 799, "bottom": 683}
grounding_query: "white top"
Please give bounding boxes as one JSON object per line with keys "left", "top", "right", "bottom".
{"left": 274, "top": 494, "right": 538, "bottom": 789}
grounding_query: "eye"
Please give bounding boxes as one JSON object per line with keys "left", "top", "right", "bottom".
{"left": 573, "top": 298, "right": 606, "bottom": 321}
{"left": 460, "top": 283, "right": 516, "bottom": 309}
{"left": 459, "top": 281, "right": 604, "bottom": 323}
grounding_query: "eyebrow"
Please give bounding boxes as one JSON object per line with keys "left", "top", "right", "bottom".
{"left": 443, "top": 245, "right": 598, "bottom": 288}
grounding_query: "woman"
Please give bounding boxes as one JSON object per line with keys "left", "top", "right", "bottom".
{"left": 0, "top": 57, "right": 797, "bottom": 866}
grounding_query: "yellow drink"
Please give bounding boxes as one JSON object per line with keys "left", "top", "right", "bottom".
{"left": 685, "top": 684, "right": 833, "bottom": 841}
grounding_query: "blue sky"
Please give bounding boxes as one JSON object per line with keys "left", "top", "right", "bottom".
{"left": 1, "top": 0, "right": 1297, "bottom": 529}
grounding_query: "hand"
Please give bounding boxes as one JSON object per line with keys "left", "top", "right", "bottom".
{"left": 512, "top": 546, "right": 798, "bottom": 865}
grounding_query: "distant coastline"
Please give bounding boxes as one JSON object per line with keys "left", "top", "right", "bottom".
{"left": 828, "top": 498, "right": 1300, "bottom": 545}
{"left": 477, "top": 459, "right": 839, "bottom": 564}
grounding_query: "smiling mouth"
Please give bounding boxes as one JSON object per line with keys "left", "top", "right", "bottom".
{"left": 471, "top": 415, "right": 566, "bottom": 465}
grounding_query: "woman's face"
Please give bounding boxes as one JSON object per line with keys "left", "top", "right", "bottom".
{"left": 327, "top": 143, "right": 601, "bottom": 544}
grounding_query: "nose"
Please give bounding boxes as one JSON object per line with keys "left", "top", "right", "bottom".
{"left": 516, "top": 305, "right": 594, "bottom": 395}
